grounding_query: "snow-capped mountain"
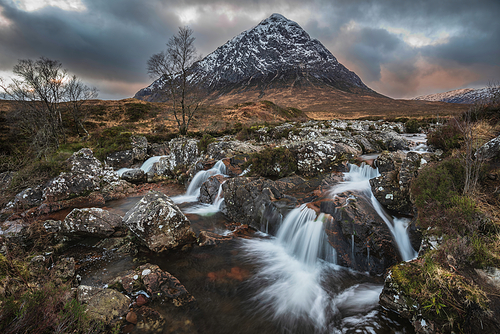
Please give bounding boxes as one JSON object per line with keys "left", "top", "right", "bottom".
{"left": 413, "top": 87, "right": 496, "bottom": 104}
{"left": 135, "top": 13, "right": 371, "bottom": 101}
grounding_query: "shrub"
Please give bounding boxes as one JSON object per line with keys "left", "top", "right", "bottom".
{"left": 405, "top": 119, "right": 421, "bottom": 133}
{"left": 198, "top": 133, "right": 216, "bottom": 153}
{"left": 92, "top": 126, "right": 132, "bottom": 160}
{"left": 427, "top": 119, "right": 463, "bottom": 152}
{"left": 124, "top": 103, "right": 155, "bottom": 122}
{"left": 245, "top": 147, "right": 297, "bottom": 178}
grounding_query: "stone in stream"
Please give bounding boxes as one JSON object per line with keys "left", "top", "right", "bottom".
{"left": 321, "top": 193, "right": 399, "bottom": 275}
{"left": 58, "top": 207, "right": 123, "bottom": 238}
{"left": 121, "top": 168, "right": 147, "bottom": 184}
{"left": 123, "top": 191, "right": 195, "bottom": 252}
{"left": 199, "top": 174, "right": 226, "bottom": 204}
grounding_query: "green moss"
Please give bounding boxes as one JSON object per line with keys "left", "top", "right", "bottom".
{"left": 245, "top": 147, "right": 297, "bottom": 178}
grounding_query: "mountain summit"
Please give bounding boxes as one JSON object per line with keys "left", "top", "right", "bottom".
{"left": 136, "top": 13, "right": 374, "bottom": 104}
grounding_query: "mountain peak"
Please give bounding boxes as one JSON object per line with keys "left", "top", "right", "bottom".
{"left": 136, "top": 13, "right": 371, "bottom": 101}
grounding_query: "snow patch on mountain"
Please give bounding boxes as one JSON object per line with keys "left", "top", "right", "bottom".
{"left": 413, "top": 87, "right": 496, "bottom": 104}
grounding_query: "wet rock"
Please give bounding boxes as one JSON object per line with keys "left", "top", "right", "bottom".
{"left": 323, "top": 192, "right": 399, "bottom": 275}
{"left": 199, "top": 174, "right": 226, "bottom": 204}
{"left": 476, "top": 134, "right": 500, "bottom": 160}
{"left": 121, "top": 168, "right": 147, "bottom": 184}
{"left": 123, "top": 191, "right": 195, "bottom": 252}
{"left": 134, "top": 306, "right": 166, "bottom": 333}
{"left": 222, "top": 177, "right": 298, "bottom": 234}
{"left": 86, "top": 288, "right": 130, "bottom": 325}
{"left": 370, "top": 152, "right": 422, "bottom": 215}
{"left": 139, "top": 263, "right": 196, "bottom": 307}
{"left": 58, "top": 207, "right": 123, "bottom": 238}
{"left": 286, "top": 139, "right": 360, "bottom": 177}
{"left": 136, "top": 294, "right": 148, "bottom": 306}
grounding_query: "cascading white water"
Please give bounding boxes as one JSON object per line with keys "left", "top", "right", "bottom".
{"left": 184, "top": 183, "right": 225, "bottom": 215}
{"left": 172, "top": 160, "right": 227, "bottom": 204}
{"left": 115, "top": 155, "right": 168, "bottom": 176}
{"left": 331, "top": 163, "right": 417, "bottom": 261}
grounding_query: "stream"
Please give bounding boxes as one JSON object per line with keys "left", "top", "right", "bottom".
{"left": 70, "top": 159, "right": 416, "bottom": 333}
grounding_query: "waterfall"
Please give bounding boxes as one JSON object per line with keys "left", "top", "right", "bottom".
{"left": 331, "top": 163, "right": 416, "bottom": 261}
{"left": 115, "top": 155, "right": 168, "bottom": 176}
{"left": 184, "top": 183, "right": 225, "bottom": 215}
{"left": 172, "top": 160, "right": 227, "bottom": 204}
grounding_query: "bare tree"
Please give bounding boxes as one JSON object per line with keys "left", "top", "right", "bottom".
{"left": 64, "top": 75, "right": 98, "bottom": 138}
{"left": 147, "top": 26, "right": 202, "bottom": 135}
{"left": 0, "top": 57, "right": 98, "bottom": 155}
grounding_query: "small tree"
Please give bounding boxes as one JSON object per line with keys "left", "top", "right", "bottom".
{"left": 64, "top": 75, "right": 98, "bottom": 138}
{"left": 147, "top": 26, "right": 202, "bottom": 135}
{"left": 0, "top": 57, "right": 97, "bottom": 155}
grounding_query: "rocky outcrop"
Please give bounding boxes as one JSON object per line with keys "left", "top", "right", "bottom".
{"left": 43, "top": 172, "right": 101, "bottom": 202}
{"left": 370, "top": 152, "right": 424, "bottom": 215}
{"left": 476, "top": 134, "right": 500, "bottom": 160}
{"left": 56, "top": 207, "right": 123, "bottom": 238}
{"left": 123, "top": 191, "right": 195, "bottom": 252}
{"left": 222, "top": 177, "right": 299, "bottom": 234}
{"left": 155, "top": 138, "right": 200, "bottom": 176}
{"left": 199, "top": 174, "right": 226, "bottom": 204}
{"left": 322, "top": 192, "right": 399, "bottom": 275}
{"left": 206, "top": 138, "right": 262, "bottom": 160}
{"left": 287, "top": 139, "right": 360, "bottom": 177}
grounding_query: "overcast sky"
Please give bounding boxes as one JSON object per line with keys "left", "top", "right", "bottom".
{"left": 0, "top": 0, "right": 499, "bottom": 100}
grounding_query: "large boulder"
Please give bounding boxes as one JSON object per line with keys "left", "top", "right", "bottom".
{"left": 322, "top": 192, "right": 400, "bottom": 275}
{"left": 286, "top": 139, "right": 361, "bottom": 177}
{"left": 106, "top": 136, "right": 148, "bottom": 168}
{"left": 222, "top": 177, "right": 299, "bottom": 234}
{"left": 199, "top": 174, "right": 226, "bottom": 204}
{"left": 370, "top": 152, "right": 423, "bottom": 215}
{"left": 121, "top": 168, "right": 147, "bottom": 184}
{"left": 123, "top": 191, "right": 195, "bottom": 252}
{"left": 206, "top": 138, "right": 262, "bottom": 161}
{"left": 58, "top": 207, "right": 123, "bottom": 238}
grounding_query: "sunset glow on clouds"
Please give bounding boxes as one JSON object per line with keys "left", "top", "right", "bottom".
{"left": 0, "top": 0, "right": 498, "bottom": 99}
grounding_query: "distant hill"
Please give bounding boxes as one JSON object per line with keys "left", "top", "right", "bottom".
{"left": 412, "top": 87, "right": 496, "bottom": 104}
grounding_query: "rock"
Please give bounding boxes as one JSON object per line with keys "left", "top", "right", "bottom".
{"left": 131, "top": 135, "right": 148, "bottom": 162}
{"left": 476, "top": 134, "right": 500, "bottom": 160}
{"left": 363, "top": 130, "right": 411, "bottom": 151}
{"left": 155, "top": 138, "right": 200, "bottom": 176}
{"left": 323, "top": 192, "right": 400, "bottom": 274}
{"left": 206, "top": 138, "right": 262, "bottom": 161}
{"left": 134, "top": 306, "right": 166, "bottom": 333}
{"left": 148, "top": 142, "right": 169, "bottom": 157}
{"left": 77, "top": 285, "right": 105, "bottom": 304}
{"left": 68, "top": 148, "right": 104, "bottom": 175}
{"left": 101, "top": 180, "right": 135, "bottom": 201}
{"left": 126, "top": 311, "right": 138, "bottom": 324}
{"left": 0, "top": 219, "right": 29, "bottom": 239}
{"left": 123, "top": 191, "right": 195, "bottom": 252}
{"left": 286, "top": 139, "right": 360, "bottom": 177}
{"left": 370, "top": 152, "right": 422, "bottom": 215}
{"left": 136, "top": 294, "right": 148, "bottom": 306}
{"left": 8, "top": 185, "right": 44, "bottom": 209}
{"left": 222, "top": 177, "right": 298, "bottom": 234}
{"left": 28, "top": 255, "right": 48, "bottom": 279}
{"left": 86, "top": 288, "right": 130, "bottom": 325}
{"left": 106, "top": 150, "right": 134, "bottom": 168}
{"left": 199, "top": 174, "right": 226, "bottom": 204}
{"left": 43, "top": 172, "right": 100, "bottom": 202}
{"left": 121, "top": 168, "right": 147, "bottom": 184}
{"left": 59, "top": 207, "right": 123, "bottom": 238}
{"left": 139, "top": 264, "right": 196, "bottom": 307}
